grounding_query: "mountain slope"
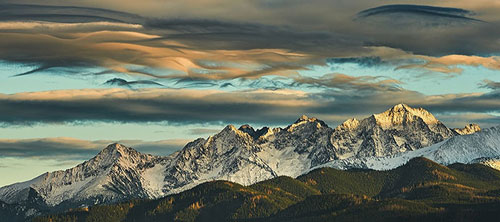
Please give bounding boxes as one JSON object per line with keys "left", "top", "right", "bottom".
{"left": 33, "top": 158, "right": 500, "bottom": 222}
{"left": 323, "top": 125, "right": 500, "bottom": 171}
{"left": 331, "top": 104, "right": 457, "bottom": 158}
{"left": 0, "top": 144, "right": 170, "bottom": 209}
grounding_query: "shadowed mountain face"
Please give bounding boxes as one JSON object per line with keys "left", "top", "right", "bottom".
{"left": 0, "top": 104, "right": 489, "bottom": 220}
{"left": 33, "top": 158, "right": 500, "bottom": 222}
{"left": 331, "top": 103, "right": 458, "bottom": 158}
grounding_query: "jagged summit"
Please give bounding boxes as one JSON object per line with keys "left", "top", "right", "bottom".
{"left": 336, "top": 118, "right": 360, "bottom": 130}
{"left": 0, "top": 143, "right": 163, "bottom": 207}
{"left": 216, "top": 124, "right": 254, "bottom": 141}
{"left": 296, "top": 114, "right": 311, "bottom": 123}
{"left": 238, "top": 124, "right": 272, "bottom": 140}
{"left": 453, "top": 123, "right": 481, "bottom": 135}
{"left": 238, "top": 124, "right": 254, "bottom": 132}
{"left": 331, "top": 103, "right": 458, "bottom": 158}
{"left": 99, "top": 143, "right": 132, "bottom": 155}
{"left": 293, "top": 115, "right": 326, "bottom": 125}
{"left": 91, "top": 143, "right": 128, "bottom": 166}
{"left": 222, "top": 124, "right": 238, "bottom": 132}
{"left": 91, "top": 143, "right": 147, "bottom": 166}
{"left": 372, "top": 103, "right": 439, "bottom": 128}
{"left": 288, "top": 115, "right": 329, "bottom": 131}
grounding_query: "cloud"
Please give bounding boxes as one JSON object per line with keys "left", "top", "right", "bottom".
{"left": 144, "top": 18, "right": 364, "bottom": 55}
{"left": 480, "top": 80, "right": 500, "bottom": 90}
{"left": 292, "top": 73, "right": 402, "bottom": 91}
{"left": 0, "top": 137, "right": 188, "bottom": 160}
{"left": 327, "top": 57, "right": 385, "bottom": 67}
{"left": 104, "top": 78, "right": 164, "bottom": 88}
{"left": 396, "top": 55, "right": 500, "bottom": 74}
{"left": 352, "top": 4, "right": 500, "bottom": 56}
{"left": 0, "top": 27, "right": 323, "bottom": 80}
{"left": 301, "top": 87, "right": 500, "bottom": 128}
{"left": 334, "top": 48, "right": 500, "bottom": 75}
{"left": 0, "top": 4, "right": 362, "bottom": 80}
{"left": 356, "top": 4, "right": 483, "bottom": 27}
{"left": 0, "top": 3, "right": 144, "bottom": 24}
{"left": 0, "top": 2, "right": 498, "bottom": 82}
{"left": 0, "top": 1, "right": 498, "bottom": 129}
{"left": 0, "top": 21, "right": 142, "bottom": 32}
{"left": 188, "top": 128, "right": 222, "bottom": 135}
{"left": 0, "top": 88, "right": 316, "bottom": 125}
{"left": 434, "top": 112, "right": 500, "bottom": 128}
{"left": 0, "top": 86, "right": 498, "bottom": 128}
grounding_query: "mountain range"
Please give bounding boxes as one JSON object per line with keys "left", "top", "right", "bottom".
{"left": 2, "top": 103, "right": 499, "bottom": 221}
{"left": 34, "top": 157, "right": 500, "bottom": 222}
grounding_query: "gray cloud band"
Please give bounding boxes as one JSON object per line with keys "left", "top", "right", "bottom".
{"left": 0, "top": 138, "right": 187, "bottom": 159}
{"left": 0, "top": 88, "right": 498, "bottom": 127}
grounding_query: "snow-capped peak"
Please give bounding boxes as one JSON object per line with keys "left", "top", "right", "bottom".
{"left": 89, "top": 143, "right": 146, "bottom": 168}
{"left": 238, "top": 124, "right": 257, "bottom": 137}
{"left": 373, "top": 103, "right": 439, "bottom": 128}
{"left": 98, "top": 143, "right": 135, "bottom": 157}
{"left": 287, "top": 115, "right": 328, "bottom": 132}
{"left": 296, "top": 114, "right": 310, "bottom": 122}
{"left": 293, "top": 114, "right": 326, "bottom": 124}
{"left": 453, "top": 123, "right": 481, "bottom": 135}
{"left": 238, "top": 125, "right": 273, "bottom": 140}
{"left": 218, "top": 124, "right": 251, "bottom": 139}
{"left": 336, "top": 118, "right": 360, "bottom": 130}
{"left": 222, "top": 124, "right": 238, "bottom": 132}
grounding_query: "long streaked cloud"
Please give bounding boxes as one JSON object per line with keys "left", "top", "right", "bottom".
{"left": 104, "top": 78, "right": 164, "bottom": 88}
{"left": 0, "top": 26, "right": 321, "bottom": 80}
{"left": 0, "top": 88, "right": 316, "bottom": 125}
{"left": 328, "top": 48, "right": 500, "bottom": 75}
{"left": 292, "top": 74, "right": 402, "bottom": 91}
{"left": 433, "top": 112, "right": 500, "bottom": 129}
{"left": 396, "top": 55, "right": 500, "bottom": 74}
{"left": 356, "top": 4, "right": 484, "bottom": 27}
{"left": 0, "top": 137, "right": 188, "bottom": 160}
{"left": 0, "top": 3, "right": 144, "bottom": 24}
{"left": 481, "top": 80, "right": 500, "bottom": 90}
{"left": 0, "top": 87, "right": 498, "bottom": 128}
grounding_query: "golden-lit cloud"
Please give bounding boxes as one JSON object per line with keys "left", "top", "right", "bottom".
{"left": 0, "top": 25, "right": 318, "bottom": 79}
{"left": 0, "top": 2, "right": 499, "bottom": 81}
{"left": 0, "top": 21, "right": 143, "bottom": 32}
{"left": 0, "top": 88, "right": 318, "bottom": 125}
{"left": 397, "top": 55, "right": 500, "bottom": 74}
{"left": 0, "top": 87, "right": 498, "bottom": 128}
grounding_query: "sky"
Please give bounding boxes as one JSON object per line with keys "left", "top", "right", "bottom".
{"left": 0, "top": 0, "right": 500, "bottom": 186}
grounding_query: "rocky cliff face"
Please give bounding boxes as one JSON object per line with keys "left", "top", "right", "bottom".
{"left": 322, "top": 125, "right": 500, "bottom": 171}
{"left": 331, "top": 104, "right": 456, "bottom": 159}
{"left": 0, "top": 144, "right": 169, "bottom": 208}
